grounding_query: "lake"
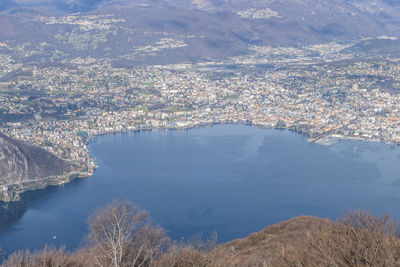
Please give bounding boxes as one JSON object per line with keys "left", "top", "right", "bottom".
{"left": 1, "top": 124, "right": 400, "bottom": 255}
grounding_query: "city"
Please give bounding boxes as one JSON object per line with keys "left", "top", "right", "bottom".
{"left": 1, "top": 40, "right": 400, "bottom": 178}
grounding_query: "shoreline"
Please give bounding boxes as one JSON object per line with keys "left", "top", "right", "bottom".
{"left": 0, "top": 171, "right": 90, "bottom": 202}
{"left": 1, "top": 120, "right": 398, "bottom": 203}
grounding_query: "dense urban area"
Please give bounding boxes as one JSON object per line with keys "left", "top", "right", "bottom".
{"left": 1, "top": 14, "right": 400, "bottom": 187}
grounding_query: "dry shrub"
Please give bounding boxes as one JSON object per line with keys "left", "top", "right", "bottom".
{"left": 155, "top": 244, "right": 212, "bottom": 267}
{"left": 276, "top": 210, "right": 400, "bottom": 267}
{"left": 155, "top": 232, "right": 218, "bottom": 267}
{"left": 213, "top": 216, "right": 333, "bottom": 267}
{"left": 2, "top": 246, "right": 84, "bottom": 267}
{"left": 337, "top": 210, "right": 400, "bottom": 266}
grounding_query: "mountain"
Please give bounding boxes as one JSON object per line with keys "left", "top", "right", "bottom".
{"left": 0, "top": 0, "right": 107, "bottom": 13}
{"left": 0, "top": 132, "right": 72, "bottom": 200}
{"left": 345, "top": 37, "right": 400, "bottom": 55}
{"left": 99, "top": 0, "right": 400, "bottom": 45}
{"left": 0, "top": 0, "right": 399, "bottom": 65}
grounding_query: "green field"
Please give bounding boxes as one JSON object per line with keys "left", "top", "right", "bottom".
{"left": 143, "top": 82, "right": 156, "bottom": 87}
{"left": 164, "top": 106, "right": 188, "bottom": 113}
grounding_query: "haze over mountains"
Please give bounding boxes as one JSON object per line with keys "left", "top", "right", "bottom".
{"left": 1, "top": 0, "right": 400, "bottom": 65}
{"left": 0, "top": 0, "right": 105, "bottom": 12}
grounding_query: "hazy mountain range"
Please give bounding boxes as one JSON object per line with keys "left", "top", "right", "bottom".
{"left": 0, "top": 0, "right": 105, "bottom": 12}
{"left": 0, "top": 0, "right": 400, "bottom": 64}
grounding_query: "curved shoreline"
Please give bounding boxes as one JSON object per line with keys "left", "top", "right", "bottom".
{"left": 1, "top": 120, "right": 398, "bottom": 203}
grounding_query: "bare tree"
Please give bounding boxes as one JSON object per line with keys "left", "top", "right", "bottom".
{"left": 129, "top": 224, "right": 168, "bottom": 266}
{"left": 86, "top": 200, "right": 167, "bottom": 267}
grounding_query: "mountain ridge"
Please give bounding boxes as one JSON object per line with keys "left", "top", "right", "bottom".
{"left": 1, "top": 0, "right": 400, "bottom": 52}
{"left": 0, "top": 132, "right": 77, "bottom": 200}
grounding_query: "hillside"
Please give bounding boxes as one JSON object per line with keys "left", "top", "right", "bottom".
{"left": 216, "top": 216, "right": 333, "bottom": 266}
{"left": 0, "top": 0, "right": 400, "bottom": 65}
{"left": 0, "top": 132, "right": 74, "bottom": 200}
{"left": 215, "top": 212, "right": 400, "bottom": 266}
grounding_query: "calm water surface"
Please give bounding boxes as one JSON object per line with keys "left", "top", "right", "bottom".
{"left": 1, "top": 124, "right": 400, "bottom": 254}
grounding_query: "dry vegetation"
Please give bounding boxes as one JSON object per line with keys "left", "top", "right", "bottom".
{"left": 3, "top": 201, "right": 400, "bottom": 267}
{"left": 215, "top": 211, "right": 400, "bottom": 267}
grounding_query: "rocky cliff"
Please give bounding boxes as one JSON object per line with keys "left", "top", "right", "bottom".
{"left": 0, "top": 132, "right": 75, "bottom": 201}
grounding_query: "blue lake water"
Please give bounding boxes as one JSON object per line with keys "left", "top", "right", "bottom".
{"left": 1, "top": 124, "right": 400, "bottom": 255}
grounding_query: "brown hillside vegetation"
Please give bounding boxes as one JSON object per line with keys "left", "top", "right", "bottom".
{"left": 3, "top": 201, "right": 400, "bottom": 267}
{"left": 213, "top": 212, "right": 400, "bottom": 266}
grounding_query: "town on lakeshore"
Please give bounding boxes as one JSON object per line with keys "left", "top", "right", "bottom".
{"left": 3, "top": 1, "right": 400, "bottom": 266}
{"left": 1, "top": 12, "right": 400, "bottom": 192}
